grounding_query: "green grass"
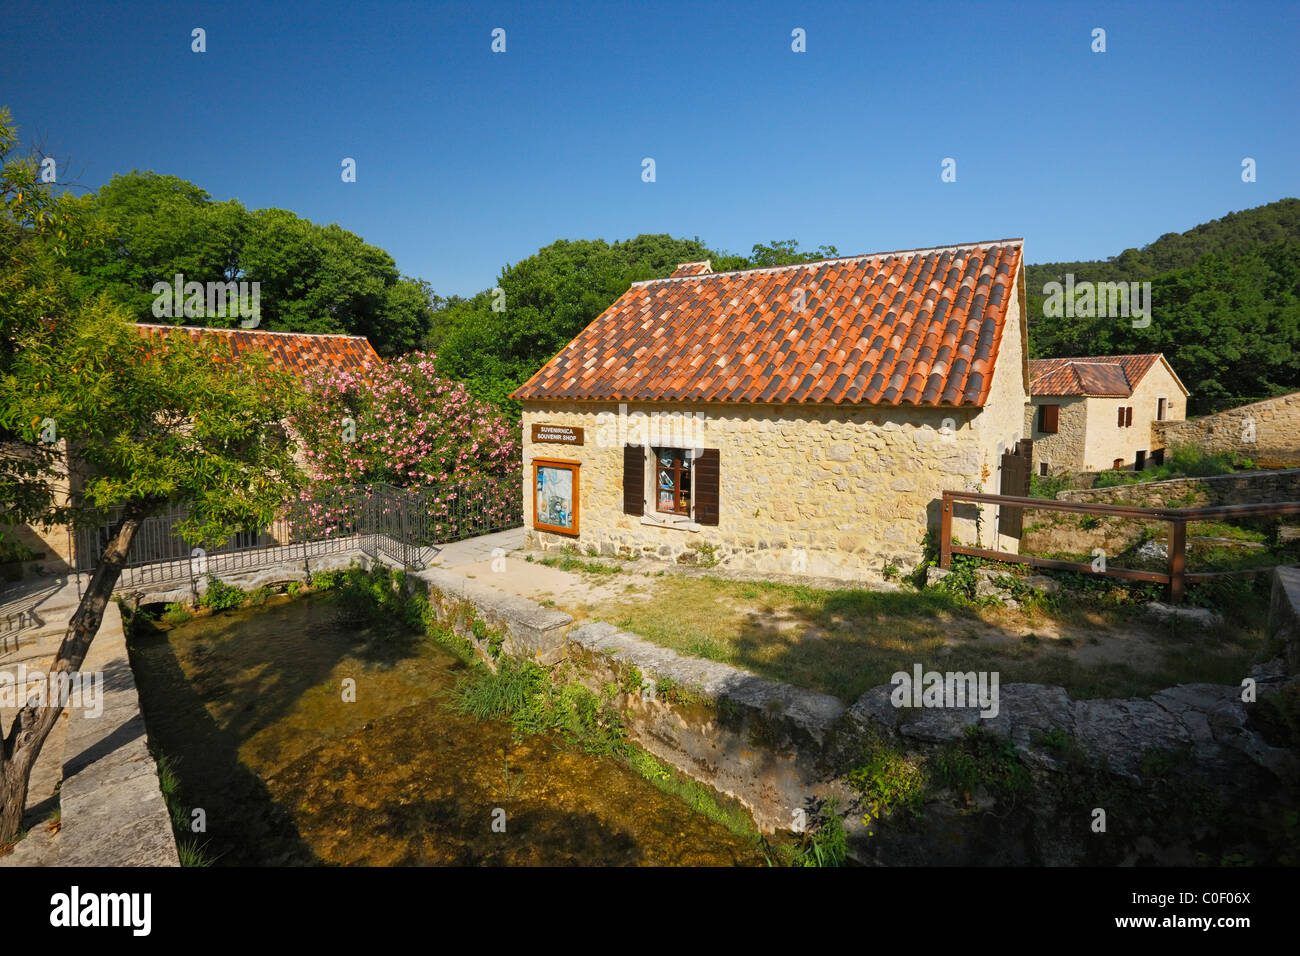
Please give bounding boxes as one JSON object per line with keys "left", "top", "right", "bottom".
{"left": 776, "top": 798, "right": 849, "bottom": 867}
{"left": 161, "top": 602, "right": 192, "bottom": 625}
{"left": 535, "top": 555, "right": 622, "bottom": 576}
{"left": 152, "top": 751, "right": 215, "bottom": 866}
{"left": 585, "top": 569, "right": 1269, "bottom": 701}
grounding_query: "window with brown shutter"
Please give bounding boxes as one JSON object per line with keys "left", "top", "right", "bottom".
{"left": 1038, "top": 404, "right": 1059, "bottom": 434}
{"left": 694, "top": 448, "right": 720, "bottom": 525}
{"left": 622, "top": 445, "right": 644, "bottom": 515}
{"left": 1117, "top": 406, "right": 1126, "bottom": 427}
{"left": 1125, "top": 406, "right": 1133, "bottom": 427}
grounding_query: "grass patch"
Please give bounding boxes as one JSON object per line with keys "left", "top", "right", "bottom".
{"left": 161, "top": 602, "right": 192, "bottom": 625}
{"left": 152, "top": 751, "right": 215, "bottom": 867}
{"left": 584, "top": 564, "right": 1269, "bottom": 701}
{"left": 930, "top": 727, "right": 1032, "bottom": 808}
{"left": 535, "top": 555, "right": 622, "bottom": 576}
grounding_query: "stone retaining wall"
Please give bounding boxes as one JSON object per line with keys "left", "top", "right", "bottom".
{"left": 1154, "top": 391, "right": 1300, "bottom": 467}
{"left": 57, "top": 601, "right": 179, "bottom": 866}
{"left": 1054, "top": 466, "right": 1300, "bottom": 507}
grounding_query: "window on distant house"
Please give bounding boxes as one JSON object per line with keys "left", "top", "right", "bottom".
{"left": 1157, "top": 397, "right": 1167, "bottom": 421}
{"left": 1039, "top": 462, "right": 1049, "bottom": 477}
{"left": 1113, "top": 458, "right": 1124, "bottom": 469}
{"left": 1037, "top": 404, "right": 1059, "bottom": 434}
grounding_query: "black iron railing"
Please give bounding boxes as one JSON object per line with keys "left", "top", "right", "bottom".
{"left": 73, "top": 478, "right": 521, "bottom": 590}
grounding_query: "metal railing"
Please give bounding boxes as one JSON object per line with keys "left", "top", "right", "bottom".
{"left": 74, "top": 478, "right": 522, "bottom": 591}
{"left": 940, "top": 490, "right": 1300, "bottom": 602}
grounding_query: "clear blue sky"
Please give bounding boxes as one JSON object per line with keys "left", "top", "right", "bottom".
{"left": 2, "top": 0, "right": 1296, "bottom": 296}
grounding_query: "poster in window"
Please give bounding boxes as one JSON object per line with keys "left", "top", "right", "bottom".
{"left": 533, "top": 459, "right": 579, "bottom": 535}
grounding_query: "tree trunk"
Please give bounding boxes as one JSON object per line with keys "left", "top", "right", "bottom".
{"left": 0, "top": 505, "right": 149, "bottom": 842}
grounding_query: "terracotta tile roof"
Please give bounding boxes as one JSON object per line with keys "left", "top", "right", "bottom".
{"left": 513, "top": 240, "right": 1025, "bottom": 407}
{"left": 134, "top": 323, "right": 381, "bottom": 378}
{"left": 670, "top": 261, "right": 713, "bottom": 278}
{"left": 1029, "top": 354, "right": 1165, "bottom": 397}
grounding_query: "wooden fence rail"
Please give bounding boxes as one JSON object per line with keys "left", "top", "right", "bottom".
{"left": 939, "top": 491, "right": 1300, "bottom": 603}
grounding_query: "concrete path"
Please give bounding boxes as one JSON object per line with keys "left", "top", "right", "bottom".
{"left": 425, "top": 527, "right": 525, "bottom": 569}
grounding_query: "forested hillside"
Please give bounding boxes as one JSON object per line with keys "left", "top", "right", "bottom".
{"left": 1026, "top": 199, "right": 1300, "bottom": 412}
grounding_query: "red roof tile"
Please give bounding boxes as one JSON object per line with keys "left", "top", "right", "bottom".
{"left": 1029, "top": 354, "right": 1169, "bottom": 397}
{"left": 513, "top": 240, "right": 1025, "bottom": 407}
{"left": 670, "top": 261, "right": 713, "bottom": 278}
{"left": 134, "top": 324, "right": 381, "bottom": 378}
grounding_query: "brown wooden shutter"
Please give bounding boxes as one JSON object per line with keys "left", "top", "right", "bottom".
{"left": 1125, "top": 406, "right": 1133, "bottom": 427}
{"left": 1117, "top": 406, "right": 1126, "bottom": 427}
{"left": 622, "top": 445, "right": 644, "bottom": 516}
{"left": 1040, "top": 404, "right": 1059, "bottom": 434}
{"left": 694, "top": 448, "right": 720, "bottom": 525}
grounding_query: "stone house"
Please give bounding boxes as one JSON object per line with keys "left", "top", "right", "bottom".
{"left": 2, "top": 324, "right": 381, "bottom": 575}
{"left": 1026, "top": 353, "right": 1189, "bottom": 474}
{"left": 512, "top": 240, "right": 1031, "bottom": 577}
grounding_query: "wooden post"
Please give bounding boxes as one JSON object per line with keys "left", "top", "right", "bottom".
{"left": 1168, "top": 519, "right": 1186, "bottom": 603}
{"left": 940, "top": 495, "right": 953, "bottom": 569}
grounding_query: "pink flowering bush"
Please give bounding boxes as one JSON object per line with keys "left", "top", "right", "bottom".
{"left": 288, "top": 352, "right": 521, "bottom": 540}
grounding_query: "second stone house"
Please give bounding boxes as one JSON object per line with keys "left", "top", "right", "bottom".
{"left": 1026, "top": 353, "right": 1189, "bottom": 474}
{"left": 512, "top": 239, "right": 1032, "bottom": 577}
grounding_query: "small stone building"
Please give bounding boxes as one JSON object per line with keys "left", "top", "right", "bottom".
{"left": 1026, "top": 354, "right": 1189, "bottom": 474}
{"left": 512, "top": 240, "right": 1032, "bottom": 577}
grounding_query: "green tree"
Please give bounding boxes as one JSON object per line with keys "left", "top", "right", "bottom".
{"left": 60, "top": 171, "right": 434, "bottom": 356}
{"left": 0, "top": 113, "right": 301, "bottom": 839}
{"left": 433, "top": 235, "right": 839, "bottom": 413}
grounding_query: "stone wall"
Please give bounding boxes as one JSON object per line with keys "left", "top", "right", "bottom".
{"left": 1025, "top": 396, "right": 1088, "bottom": 475}
{"left": 1054, "top": 467, "right": 1300, "bottom": 507}
{"left": 1154, "top": 391, "right": 1300, "bottom": 467}
{"left": 976, "top": 278, "right": 1033, "bottom": 553}
{"left": 0, "top": 444, "right": 77, "bottom": 573}
{"left": 521, "top": 399, "right": 1010, "bottom": 578}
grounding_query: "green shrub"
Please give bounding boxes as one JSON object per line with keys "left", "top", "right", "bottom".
{"left": 161, "top": 602, "right": 192, "bottom": 625}
{"left": 1029, "top": 471, "right": 1074, "bottom": 499}
{"left": 931, "top": 727, "right": 1031, "bottom": 807}
{"left": 245, "top": 586, "right": 273, "bottom": 607}
{"left": 200, "top": 577, "right": 245, "bottom": 612}
{"left": 309, "top": 570, "right": 341, "bottom": 591}
{"left": 786, "top": 798, "right": 849, "bottom": 867}
{"left": 847, "top": 740, "right": 927, "bottom": 822}
{"left": 451, "top": 659, "right": 627, "bottom": 754}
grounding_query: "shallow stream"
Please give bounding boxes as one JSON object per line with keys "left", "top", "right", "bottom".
{"left": 130, "top": 593, "right": 765, "bottom": 866}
